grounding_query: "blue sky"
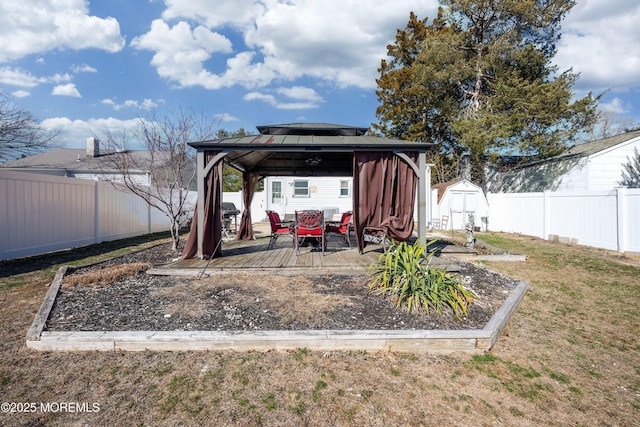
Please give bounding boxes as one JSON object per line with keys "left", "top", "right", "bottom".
{"left": 1, "top": 0, "right": 639, "bottom": 149}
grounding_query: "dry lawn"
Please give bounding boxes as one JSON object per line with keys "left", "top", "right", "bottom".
{"left": 0, "top": 232, "right": 639, "bottom": 426}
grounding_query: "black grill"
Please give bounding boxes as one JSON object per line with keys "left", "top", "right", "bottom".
{"left": 222, "top": 202, "right": 240, "bottom": 232}
{"left": 222, "top": 202, "right": 240, "bottom": 218}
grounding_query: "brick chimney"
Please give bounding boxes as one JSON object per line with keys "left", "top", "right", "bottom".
{"left": 86, "top": 137, "right": 99, "bottom": 157}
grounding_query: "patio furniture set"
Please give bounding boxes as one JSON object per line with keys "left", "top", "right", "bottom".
{"left": 266, "top": 209, "right": 353, "bottom": 255}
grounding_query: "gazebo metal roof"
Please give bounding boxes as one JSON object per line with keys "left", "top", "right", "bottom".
{"left": 187, "top": 123, "right": 432, "bottom": 176}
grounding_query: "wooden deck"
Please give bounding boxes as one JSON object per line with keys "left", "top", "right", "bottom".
{"left": 147, "top": 225, "right": 476, "bottom": 276}
{"left": 149, "top": 233, "right": 389, "bottom": 276}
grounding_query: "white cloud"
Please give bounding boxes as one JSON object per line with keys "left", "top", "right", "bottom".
{"left": 0, "top": 67, "right": 74, "bottom": 90}
{"left": 214, "top": 113, "right": 239, "bottom": 122}
{"left": 52, "top": 83, "right": 81, "bottom": 97}
{"left": 243, "top": 0, "right": 439, "bottom": 89}
{"left": 162, "top": 0, "right": 263, "bottom": 29}
{"left": 49, "top": 73, "right": 73, "bottom": 84}
{"left": 0, "top": 67, "right": 43, "bottom": 87}
{"left": 71, "top": 64, "right": 97, "bottom": 73}
{"left": 40, "top": 117, "right": 145, "bottom": 149}
{"left": 101, "top": 98, "right": 164, "bottom": 111}
{"left": 556, "top": 0, "right": 640, "bottom": 93}
{"left": 139, "top": 0, "right": 639, "bottom": 99}
{"left": 11, "top": 90, "right": 30, "bottom": 98}
{"left": 244, "top": 92, "right": 274, "bottom": 103}
{"left": 276, "top": 86, "right": 323, "bottom": 102}
{"left": 0, "top": 0, "right": 125, "bottom": 62}
{"left": 600, "top": 97, "right": 632, "bottom": 114}
{"left": 244, "top": 87, "right": 322, "bottom": 110}
{"left": 131, "top": 19, "right": 236, "bottom": 89}
{"left": 133, "top": 0, "right": 439, "bottom": 91}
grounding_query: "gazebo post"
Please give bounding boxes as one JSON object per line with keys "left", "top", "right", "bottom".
{"left": 394, "top": 150, "right": 429, "bottom": 247}
{"left": 417, "top": 151, "right": 427, "bottom": 246}
{"left": 196, "top": 150, "right": 205, "bottom": 259}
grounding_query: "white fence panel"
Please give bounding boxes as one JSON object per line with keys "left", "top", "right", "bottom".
{"left": 99, "top": 182, "right": 151, "bottom": 242}
{"left": 485, "top": 193, "right": 545, "bottom": 238}
{"left": 223, "top": 191, "right": 267, "bottom": 222}
{"left": 0, "top": 171, "right": 171, "bottom": 261}
{"left": 622, "top": 189, "right": 640, "bottom": 252}
{"left": 548, "top": 192, "right": 618, "bottom": 250}
{"left": 97, "top": 183, "right": 171, "bottom": 240}
{"left": 1, "top": 171, "right": 96, "bottom": 260}
{"left": 487, "top": 189, "right": 640, "bottom": 253}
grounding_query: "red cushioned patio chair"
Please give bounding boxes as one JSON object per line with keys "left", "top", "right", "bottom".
{"left": 294, "top": 210, "right": 325, "bottom": 255}
{"left": 266, "top": 210, "right": 293, "bottom": 249}
{"left": 324, "top": 210, "right": 352, "bottom": 249}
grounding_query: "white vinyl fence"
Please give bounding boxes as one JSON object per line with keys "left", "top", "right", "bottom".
{"left": 487, "top": 188, "right": 640, "bottom": 253}
{"left": 4, "top": 169, "right": 638, "bottom": 260}
{"left": 222, "top": 190, "right": 267, "bottom": 222}
{"left": 0, "top": 171, "right": 171, "bottom": 261}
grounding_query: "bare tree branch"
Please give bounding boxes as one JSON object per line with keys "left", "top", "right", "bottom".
{"left": 103, "top": 109, "right": 219, "bottom": 252}
{"left": 0, "top": 94, "right": 59, "bottom": 163}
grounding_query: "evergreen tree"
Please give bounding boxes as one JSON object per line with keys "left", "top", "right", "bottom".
{"left": 374, "top": 1, "right": 600, "bottom": 187}
{"left": 619, "top": 147, "right": 640, "bottom": 188}
{"left": 217, "top": 128, "right": 258, "bottom": 192}
{"left": 373, "top": 12, "right": 463, "bottom": 183}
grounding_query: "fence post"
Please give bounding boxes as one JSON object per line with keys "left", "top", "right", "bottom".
{"left": 616, "top": 187, "right": 626, "bottom": 252}
{"left": 543, "top": 191, "right": 550, "bottom": 241}
{"left": 95, "top": 180, "right": 101, "bottom": 244}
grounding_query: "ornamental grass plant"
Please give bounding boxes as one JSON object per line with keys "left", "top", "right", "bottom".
{"left": 368, "top": 240, "right": 476, "bottom": 319}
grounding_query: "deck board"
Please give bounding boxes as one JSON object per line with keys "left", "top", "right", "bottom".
{"left": 150, "top": 235, "right": 389, "bottom": 275}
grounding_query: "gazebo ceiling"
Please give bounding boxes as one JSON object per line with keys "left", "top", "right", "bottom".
{"left": 187, "top": 123, "right": 431, "bottom": 176}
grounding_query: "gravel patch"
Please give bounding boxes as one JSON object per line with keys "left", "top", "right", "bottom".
{"left": 46, "top": 242, "right": 520, "bottom": 332}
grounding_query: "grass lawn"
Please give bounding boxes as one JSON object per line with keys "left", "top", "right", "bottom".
{"left": 0, "top": 232, "right": 638, "bottom": 426}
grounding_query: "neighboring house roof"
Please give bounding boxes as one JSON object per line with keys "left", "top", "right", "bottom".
{"left": 0, "top": 148, "right": 152, "bottom": 175}
{"left": 486, "top": 130, "right": 640, "bottom": 192}
{"left": 562, "top": 129, "right": 640, "bottom": 159}
{"left": 518, "top": 129, "right": 640, "bottom": 168}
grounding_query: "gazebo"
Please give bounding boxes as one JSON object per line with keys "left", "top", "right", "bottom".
{"left": 182, "top": 123, "right": 433, "bottom": 259}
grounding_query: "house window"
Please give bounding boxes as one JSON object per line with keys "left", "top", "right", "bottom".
{"left": 340, "top": 180, "right": 350, "bottom": 197}
{"left": 293, "top": 179, "right": 310, "bottom": 197}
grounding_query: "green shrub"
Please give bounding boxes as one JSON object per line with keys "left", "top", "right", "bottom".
{"left": 368, "top": 241, "right": 476, "bottom": 319}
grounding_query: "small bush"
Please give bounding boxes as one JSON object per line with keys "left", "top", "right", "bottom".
{"left": 63, "top": 263, "right": 151, "bottom": 288}
{"left": 368, "top": 241, "right": 475, "bottom": 319}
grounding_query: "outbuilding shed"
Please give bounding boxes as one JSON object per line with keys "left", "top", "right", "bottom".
{"left": 431, "top": 179, "right": 489, "bottom": 231}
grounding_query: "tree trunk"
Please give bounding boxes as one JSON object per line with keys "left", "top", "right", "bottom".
{"left": 170, "top": 219, "right": 180, "bottom": 253}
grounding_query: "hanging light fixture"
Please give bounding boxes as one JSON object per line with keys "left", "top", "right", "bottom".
{"left": 304, "top": 156, "right": 321, "bottom": 167}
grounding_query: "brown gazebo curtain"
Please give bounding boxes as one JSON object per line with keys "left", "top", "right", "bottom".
{"left": 236, "top": 171, "right": 260, "bottom": 240}
{"left": 353, "top": 151, "right": 418, "bottom": 252}
{"left": 182, "top": 151, "right": 223, "bottom": 259}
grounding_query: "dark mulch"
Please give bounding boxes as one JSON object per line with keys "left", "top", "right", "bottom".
{"left": 46, "top": 242, "right": 520, "bottom": 332}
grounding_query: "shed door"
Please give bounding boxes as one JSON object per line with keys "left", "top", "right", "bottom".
{"left": 449, "top": 191, "right": 477, "bottom": 230}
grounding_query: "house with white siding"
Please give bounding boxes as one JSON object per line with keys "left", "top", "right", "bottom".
{"left": 486, "top": 130, "right": 640, "bottom": 192}
{"left": 0, "top": 137, "right": 153, "bottom": 187}
{"left": 262, "top": 175, "right": 353, "bottom": 221}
